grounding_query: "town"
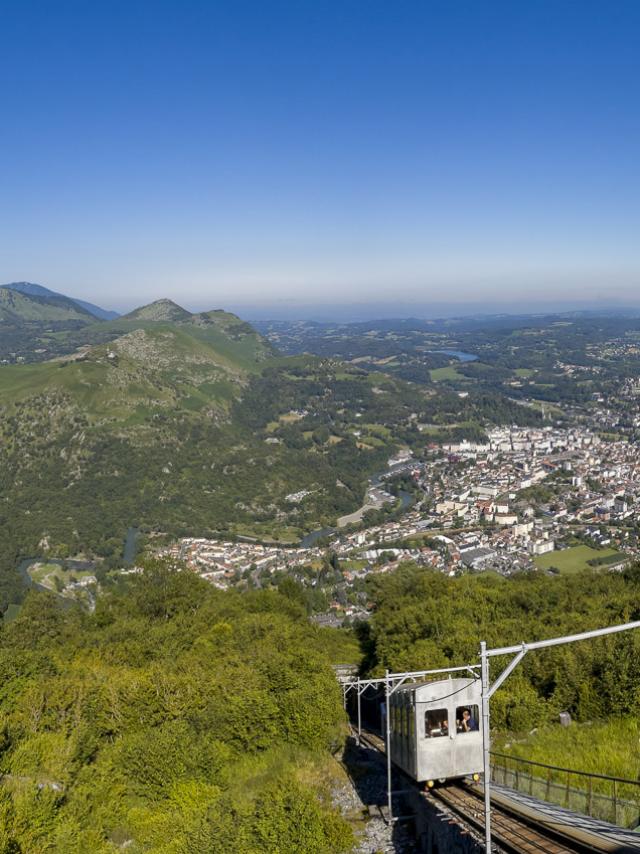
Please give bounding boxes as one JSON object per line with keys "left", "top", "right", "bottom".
{"left": 157, "top": 422, "right": 640, "bottom": 624}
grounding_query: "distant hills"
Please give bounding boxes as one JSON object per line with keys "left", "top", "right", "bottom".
{"left": 0, "top": 286, "right": 94, "bottom": 323}
{"left": 0, "top": 281, "right": 119, "bottom": 321}
{"left": 0, "top": 296, "right": 378, "bottom": 610}
{"left": 0, "top": 299, "right": 272, "bottom": 419}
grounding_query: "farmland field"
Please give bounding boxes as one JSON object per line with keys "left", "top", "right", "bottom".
{"left": 429, "top": 365, "right": 462, "bottom": 381}
{"left": 534, "top": 545, "right": 621, "bottom": 575}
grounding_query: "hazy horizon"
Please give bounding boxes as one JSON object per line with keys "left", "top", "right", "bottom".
{"left": 6, "top": 278, "right": 640, "bottom": 323}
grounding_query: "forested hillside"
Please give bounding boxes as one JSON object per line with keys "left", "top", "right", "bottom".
{"left": 0, "top": 286, "right": 99, "bottom": 365}
{"left": 0, "top": 560, "right": 355, "bottom": 853}
{"left": 3, "top": 557, "right": 640, "bottom": 851}
{"left": 360, "top": 564, "right": 640, "bottom": 730}
{"left": 0, "top": 299, "right": 547, "bottom": 614}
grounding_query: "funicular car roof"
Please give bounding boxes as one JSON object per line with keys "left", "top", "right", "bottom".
{"left": 393, "top": 676, "right": 480, "bottom": 701}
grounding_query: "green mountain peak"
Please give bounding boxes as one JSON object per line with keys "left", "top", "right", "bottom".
{"left": 124, "top": 299, "right": 192, "bottom": 322}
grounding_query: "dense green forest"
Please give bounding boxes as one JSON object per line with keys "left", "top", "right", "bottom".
{"left": 360, "top": 564, "right": 640, "bottom": 732}
{"left": 3, "top": 557, "right": 640, "bottom": 850}
{"left": 0, "top": 560, "right": 356, "bottom": 853}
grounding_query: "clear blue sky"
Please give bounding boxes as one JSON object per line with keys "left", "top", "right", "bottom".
{"left": 1, "top": 0, "right": 639, "bottom": 316}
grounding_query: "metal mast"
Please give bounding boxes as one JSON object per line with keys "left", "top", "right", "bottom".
{"left": 480, "top": 619, "right": 640, "bottom": 852}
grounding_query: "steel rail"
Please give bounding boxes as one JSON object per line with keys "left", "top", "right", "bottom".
{"left": 352, "top": 725, "right": 639, "bottom": 853}
{"left": 431, "top": 784, "right": 588, "bottom": 854}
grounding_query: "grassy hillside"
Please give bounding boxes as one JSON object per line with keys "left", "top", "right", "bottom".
{"left": 0, "top": 287, "right": 93, "bottom": 323}
{"left": 124, "top": 298, "right": 193, "bottom": 322}
{"left": 0, "top": 309, "right": 419, "bottom": 610}
{"left": 495, "top": 718, "right": 640, "bottom": 783}
{"left": 2, "top": 281, "right": 118, "bottom": 320}
{"left": 0, "top": 322, "right": 266, "bottom": 417}
{"left": 0, "top": 287, "right": 101, "bottom": 365}
{"left": 43, "top": 303, "right": 273, "bottom": 370}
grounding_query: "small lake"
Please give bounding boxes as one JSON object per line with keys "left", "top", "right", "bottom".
{"left": 432, "top": 349, "right": 478, "bottom": 362}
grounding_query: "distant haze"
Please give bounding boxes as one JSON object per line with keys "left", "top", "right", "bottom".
{"left": 223, "top": 299, "right": 640, "bottom": 324}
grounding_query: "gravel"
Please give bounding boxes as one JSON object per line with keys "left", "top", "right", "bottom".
{"left": 333, "top": 738, "right": 419, "bottom": 854}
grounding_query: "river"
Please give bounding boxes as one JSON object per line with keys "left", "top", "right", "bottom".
{"left": 15, "top": 559, "right": 92, "bottom": 611}
{"left": 17, "top": 558, "right": 61, "bottom": 592}
{"left": 124, "top": 526, "right": 139, "bottom": 564}
{"left": 300, "top": 472, "right": 414, "bottom": 548}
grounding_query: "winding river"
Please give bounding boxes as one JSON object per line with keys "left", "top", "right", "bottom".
{"left": 300, "top": 471, "right": 414, "bottom": 548}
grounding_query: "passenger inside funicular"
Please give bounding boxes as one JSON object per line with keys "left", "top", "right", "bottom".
{"left": 424, "top": 708, "right": 448, "bottom": 737}
{"left": 456, "top": 706, "right": 479, "bottom": 733}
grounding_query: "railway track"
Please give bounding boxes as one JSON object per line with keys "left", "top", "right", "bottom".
{"left": 352, "top": 725, "right": 640, "bottom": 853}
{"left": 430, "top": 783, "right": 590, "bottom": 853}
{"left": 355, "top": 726, "right": 386, "bottom": 753}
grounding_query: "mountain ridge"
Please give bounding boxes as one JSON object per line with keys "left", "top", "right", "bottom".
{"left": 1, "top": 281, "right": 119, "bottom": 320}
{"left": 0, "top": 286, "right": 94, "bottom": 323}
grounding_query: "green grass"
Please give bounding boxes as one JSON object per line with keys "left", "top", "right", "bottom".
{"left": 229, "top": 524, "right": 302, "bottom": 544}
{"left": 514, "top": 368, "right": 535, "bottom": 377}
{"left": 359, "top": 436, "right": 385, "bottom": 448}
{"left": 28, "top": 562, "right": 94, "bottom": 588}
{"left": 494, "top": 718, "right": 640, "bottom": 823}
{"left": 534, "top": 545, "right": 620, "bottom": 575}
{"left": 526, "top": 399, "right": 564, "bottom": 417}
{"left": 598, "top": 431, "right": 625, "bottom": 442}
{"left": 429, "top": 365, "right": 462, "bottom": 381}
{"left": 0, "top": 288, "right": 91, "bottom": 322}
{"left": 0, "top": 319, "right": 261, "bottom": 421}
{"left": 362, "top": 423, "right": 392, "bottom": 438}
{"left": 341, "top": 559, "right": 369, "bottom": 570}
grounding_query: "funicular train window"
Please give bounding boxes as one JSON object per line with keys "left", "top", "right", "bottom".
{"left": 456, "top": 705, "right": 480, "bottom": 733}
{"left": 401, "top": 707, "right": 407, "bottom": 736}
{"left": 424, "top": 708, "right": 449, "bottom": 737}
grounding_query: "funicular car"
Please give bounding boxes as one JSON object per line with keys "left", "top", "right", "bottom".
{"left": 389, "top": 677, "right": 483, "bottom": 785}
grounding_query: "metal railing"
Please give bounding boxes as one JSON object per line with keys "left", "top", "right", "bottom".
{"left": 490, "top": 751, "right": 640, "bottom": 829}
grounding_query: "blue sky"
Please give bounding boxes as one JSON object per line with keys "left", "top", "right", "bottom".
{"left": 1, "top": 0, "right": 639, "bottom": 316}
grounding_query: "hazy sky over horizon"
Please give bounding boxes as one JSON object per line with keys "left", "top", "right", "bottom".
{"left": 1, "top": 0, "right": 640, "bottom": 315}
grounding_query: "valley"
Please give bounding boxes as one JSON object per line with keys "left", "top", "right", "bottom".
{"left": 5, "top": 300, "right": 640, "bottom": 621}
